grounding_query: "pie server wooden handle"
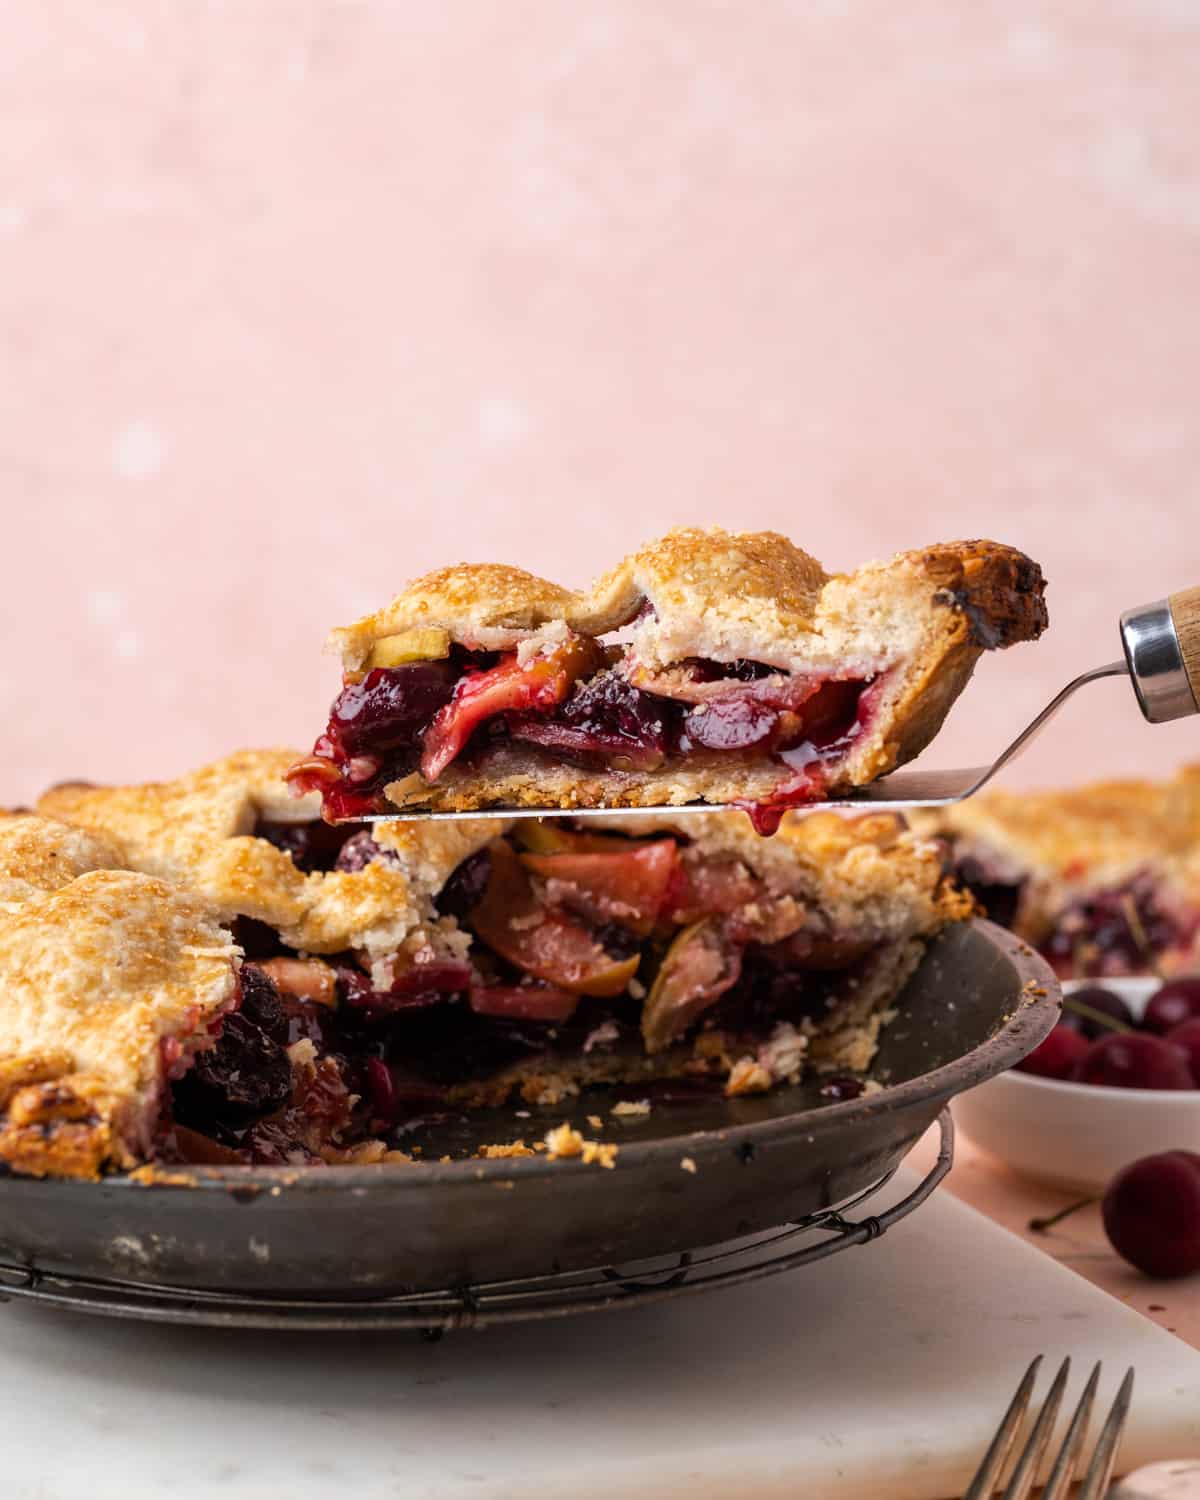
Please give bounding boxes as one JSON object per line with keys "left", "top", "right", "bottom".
{"left": 1121, "top": 586, "right": 1200, "bottom": 723}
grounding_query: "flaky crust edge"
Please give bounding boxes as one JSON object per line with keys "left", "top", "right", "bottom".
{"left": 330, "top": 530, "right": 1046, "bottom": 666}
{"left": 0, "top": 864, "right": 239, "bottom": 1181}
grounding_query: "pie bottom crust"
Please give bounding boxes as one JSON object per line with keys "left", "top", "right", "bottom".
{"left": 443, "top": 939, "right": 922, "bottom": 1108}
{"left": 385, "top": 746, "right": 819, "bottom": 813}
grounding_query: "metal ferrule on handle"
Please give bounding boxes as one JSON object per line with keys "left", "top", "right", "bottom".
{"left": 1120, "top": 587, "right": 1200, "bottom": 724}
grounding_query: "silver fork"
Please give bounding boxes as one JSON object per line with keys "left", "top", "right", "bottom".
{"left": 963, "top": 1356, "right": 1135, "bottom": 1500}
{"left": 365, "top": 587, "right": 1200, "bottom": 823}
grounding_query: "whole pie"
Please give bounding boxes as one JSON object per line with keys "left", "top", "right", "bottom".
{"left": 913, "top": 765, "right": 1200, "bottom": 978}
{"left": 15, "top": 749, "right": 973, "bottom": 1177}
{"left": 287, "top": 529, "right": 1048, "bottom": 828}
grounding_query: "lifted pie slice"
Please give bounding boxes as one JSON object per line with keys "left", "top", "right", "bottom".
{"left": 288, "top": 529, "right": 1047, "bottom": 827}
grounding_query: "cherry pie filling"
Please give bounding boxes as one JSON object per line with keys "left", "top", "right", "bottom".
{"left": 942, "top": 842, "right": 1199, "bottom": 978}
{"left": 286, "top": 636, "right": 886, "bottom": 826}
{"left": 943, "top": 850, "right": 1026, "bottom": 933}
{"left": 1040, "top": 873, "right": 1199, "bottom": 979}
{"left": 157, "top": 820, "right": 894, "bottom": 1166}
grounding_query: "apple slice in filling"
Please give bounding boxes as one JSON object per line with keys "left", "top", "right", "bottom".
{"left": 466, "top": 840, "right": 641, "bottom": 998}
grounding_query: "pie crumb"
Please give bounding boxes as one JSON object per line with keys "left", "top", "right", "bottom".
{"left": 544, "top": 1122, "right": 619, "bottom": 1169}
{"left": 680, "top": 1157, "right": 697, "bottom": 1174}
{"left": 725, "top": 1056, "right": 773, "bottom": 1096}
{"left": 587, "top": 1114, "right": 603, "bottom": 1130}
{"left": 478, "top": 1140, "right": 536, "bottom": 1159}
{"left": 128, "top": 1165, "right": 197, "bottom": 1188}
{"left": 611, "top": 1099, "right": 651, "bottom": 1118}
{"left": 544, "top": 1123, "right": 583, "bottom": 1158}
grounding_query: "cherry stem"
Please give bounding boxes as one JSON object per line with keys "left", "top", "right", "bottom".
{"left": 1119, "top": 892, "right": 1159, "bottom": 973}
{"left": 1063, "top": 995, "right": 1132, "bottom": 1034}
{"left": 1029, "top": 1196, "right": 1098, "bottom": 1233}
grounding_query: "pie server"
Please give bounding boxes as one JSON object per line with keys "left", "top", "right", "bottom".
{"left": 358, "top": 586, "right": 1200, "bottom": 824}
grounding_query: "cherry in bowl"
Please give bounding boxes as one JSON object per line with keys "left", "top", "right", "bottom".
{"left": 958, "top": 976, "right": 1200, "bottom": 1194}
{"left": 1143, "top": 976, "right": 1200, "bottom": 1036}
{"left": 1016, "top": 1023, "right": 1090, "bottom": 1081}
{"left": 1060, "top": 984, "right": 1136, "bottom": 1040}
{"left": 1165, "top": 1017, "right": 1200, "bottom": 1086}
{"left": 1073, "top": 1032, "right": 1193, "bottom": 1091}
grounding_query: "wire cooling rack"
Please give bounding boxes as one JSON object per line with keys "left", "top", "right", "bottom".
{"left": 0, "top": 1111, "right": 953, "bottom": 1333}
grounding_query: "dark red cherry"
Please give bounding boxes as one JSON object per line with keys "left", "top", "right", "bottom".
{"left": 1074, "top": 1031, "right": 1194, "bottom": 1091}
{"left": 1165, "top": 1018, "right": 1200, "bottom": 1086}
{"left": 1143, "top": 977, "right": 1200, "bottom": 1036}
{"left": 1102, "top": 1151, "right": 1200, "bottom": 1278}
{"left": 1016, "top": 1022, "right": 1091, "bottom": 1080}
{"left": 173, "top": 1013, "right": 291, "bottom": 1125}
{"left": 435, "top": 848, "right": 493, "bottom": 922}
{"left": 237, "top": 963, "right": 289, "bottom": 1044}
{"left": 679, "top": 698, "right": 781, "bottom": 752}
{"left": 509, "top": 669, "right": 674, "bottom": 767}
{"left": 329, "top": 662, "right": 457, "bottom": 756}
{"left": 1061, "top": 985, "right": 1135, "bottom": 1040}
{"left": 819, "top": 1076, "right": 864, "bottom": 1102}
{"left": 255, "top": 818, "right": 361, "bottom": 874}
{"left": 334, "top": 831, "right": 402, "bottom": 874}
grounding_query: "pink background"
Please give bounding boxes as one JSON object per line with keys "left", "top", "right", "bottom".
{"left": 3, "top": 2, "right": 1199, "bottom": 805}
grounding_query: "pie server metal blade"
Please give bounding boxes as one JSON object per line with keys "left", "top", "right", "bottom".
{"left": 355, "top": 587, "right": 1200, "bottom": 824}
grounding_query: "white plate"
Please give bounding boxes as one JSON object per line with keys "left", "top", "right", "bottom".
{"left": 952, "top": 977, "right": 1200, "bottom": 1192}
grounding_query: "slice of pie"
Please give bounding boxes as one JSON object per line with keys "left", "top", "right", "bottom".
{"left": 33, "top": 749, "right": 971, "bottom": 1173}
{"left": 0, "top": 815, "right": 240, "bottom": 1178}
{"left": 287, "top": 529, "right": 1048, "bottom": 828}
{"left": 913, "top": 766, "right": 1200, "bottom": 978}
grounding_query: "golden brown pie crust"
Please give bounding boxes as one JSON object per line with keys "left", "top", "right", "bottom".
{"left": 0, "top": 817, "right": 239, "bottom": 1179}
{"left": 39, "top": 749, "right": 499, "bottom": 969}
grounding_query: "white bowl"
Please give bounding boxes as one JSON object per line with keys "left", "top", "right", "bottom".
{"left": 952, "top": 977, "right": 1200, "bottom": 1192}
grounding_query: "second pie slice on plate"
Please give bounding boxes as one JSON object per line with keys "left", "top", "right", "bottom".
{"left": 288, "top": 527, "right": 1048, "bottom": 827}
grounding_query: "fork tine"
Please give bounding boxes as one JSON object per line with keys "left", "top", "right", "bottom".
{"left": 999, "top": 1357, "right": 1071, "bottom": 1500}
{"left": 1076, "top": 1367, "right": 1135, "bottom": 1500}
{"left": 962, "top": 1356, "right": 1043, "bottom": 1500}
{"left": 1040, "top": 1361, "right": 1101, "bottom": 1500}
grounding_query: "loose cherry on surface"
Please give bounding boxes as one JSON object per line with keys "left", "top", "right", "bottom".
{"left": 1101, "top": 1151, "right": 1200, "bottom": 1278}
{"left": 1143, "top": 977, "right": 1200, "bottom": 1036}
{"left": 1060, "top": 985, "right": 1135, "bottom": 1040}
{"left": 1165, "top": 1018, "right": 1200, "bottom": 1086}
{"left": 1073, "top": 1031, "right": 1195, "bottom": 1091}
{"left": 1016, "top": 1022, "right": 1091, "bottom": 1080}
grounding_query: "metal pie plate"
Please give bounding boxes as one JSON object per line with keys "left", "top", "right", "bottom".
{"left": 0, "top": 921, "right": 1057, "bottom": 1313}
